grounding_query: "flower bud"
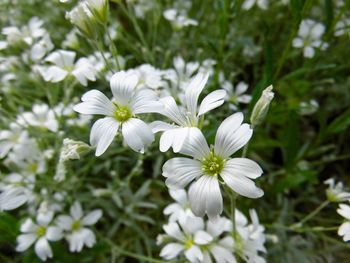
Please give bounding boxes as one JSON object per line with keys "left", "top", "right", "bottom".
{"left": 250, "top": 85, "right": 274, "bottom": 128}
{"left": 66, "top": 3, "right": 99, "bottom": 40}
{"left": 86, "top": 0, "right": 109, "bottom": 25}
{"left": 61, "top": 138, "right": 91, "bottom": 161}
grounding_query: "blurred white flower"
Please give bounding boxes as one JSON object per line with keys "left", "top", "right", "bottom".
{"left": 163, "top": 113, "right": 263, "bottom": 220}
{"left": 324, "top": 178, "right": 350, "bottom": 203}
{"left": 0, "top": 123, "right": 29, "bottom": 158}
{"left": 16, "top": 211, "right": 63, "bottom": 261}
{"left": 292, "top": 19, "right": 327, "bottom": 58}
{"left": 220, "top": 74, "right": 252, "bottom": 110}
{"left": 0, "top": 17, "right": 46, "bottom": 49}
{"left": 128, "top": 64, "right": 165, "bottom": 90}
{"left": 0, "top": 173, "right": 35, "bottom": 211}
{"left": 235, "top": 209, "right": 266, "bottom": 262}
{"left": 298, "top": 99, "right": 319, "bottom": 115}
{"left": 163, "top": 8, "right": 198, "bottom": 29}
{"left": 242, "top": 0, "right": 268, "bottom": 10}
{"left": 57, "top": 201, "right": 102, "bottom": 252}
{"left": 334, "top": 18, "right": 350, "bottom": 37}
{"left": 30, "top": 34, "right": 54, "bottom": 62}
{"left": 17, "top": 104, "right": 59, "bottom": 132}
{"left": 337, "top": 203, "right": 350, "bottom": 242}
{"left": 150, "top": 72, "right": 226, "bottom": 153}
{"left": 38, "top": 50, "right": 97, "bottom": 86}
{"left": 74, "top": 71, "right": 163, "bottom": 156}
{"left": 164, "top": 189, "right": 194, "bottom": 222}
{"left": 158, "top": 214, "right": 234, "bottom": 262}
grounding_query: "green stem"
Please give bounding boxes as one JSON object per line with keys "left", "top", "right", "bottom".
{"left": 93, "top": 40, "right": 115, "bottom": 74}
{"left": 105, "top": 25, "right": 121, "bottom": 71}
{"left": 295, "top": 200, "right": 330, "bottom": 227}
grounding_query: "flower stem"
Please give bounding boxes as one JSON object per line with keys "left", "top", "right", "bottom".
{"left": 93, "top": 40, "right": 115, "bottom": 74}
{"left": 293, "top": 200, "right": 330, "bottom": 228}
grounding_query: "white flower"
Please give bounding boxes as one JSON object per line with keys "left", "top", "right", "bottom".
{"left": 0, "top": 123, "right": 29, "bottom": 158}
{"left": 0, "top": 173, "right": 35, "bottom": 211}
{"left": 128, "top": 64, "right": 165, "bottom": 90}
{"left": 57, "top": 201, "right": 102, "bottom": 252}
{"left": 164, "top": 189, "right": 194, "bottom": 222}
{"left": 298, "top": 99, "right": 319, "bottom": 115}
{"left": 242, "top": 0, "right": 268, "bottom": 10}
{"left": 334, "top": 18, "right": 350, "bottom": 37}
{"left": 1, "top": 17, "right": 46, "bottom": 49}
{"left": 234, "top": 209, "right": 266, "bottom": 263}
{"left": 292, "top": 19, "right": 327, "bottom": 58}
{"left": 324, "top": 178, "right": 350, "bottom": 202}
{"left": 159, "top": 215, "right": 210, "bottom": 262}
{"left": 163, "top": 112, "right": 263, "bottom": 220}
{"left": 163, "top": 8, "right": 198, "bottom": 29}
{"left": 337, "top": 203, "right": 350, "bottom": 242}
{"left": 159, "top": 214, "right": 235, "bottom": 262}
{"left": 221, "top": 74, "right": 252, "bottom": 110}
{"left": 16, "top": 211, "right": 63, "bottom": 261}
{"left": 5, "top": 138, "right": 47, "bottom": 175}
{"left": 39, "top": 50, "right": 96, "bottom": 86}
{"left": 74, "top": 71, "right": 163, "bottom": 156}
{"left": 150, "top": 72, "right": 226, "bottom": 153}
{"left": 30, "top": 34, "right": 54, "bottom": 62}
{"left": 17, "top": 104, "right": 59, "bottom": 132}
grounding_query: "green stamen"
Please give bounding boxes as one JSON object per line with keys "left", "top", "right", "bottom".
{"left": 114, "top": 105, "right": 132, "bottom": 122}
{"left": 71, "top": 220, "right": 81, "bottom": 231}
{"left": 37, "top": 226, "right": 47, "bottom": 237}
{"left": 201, "top": 150, "right": 225, "bottom": 176}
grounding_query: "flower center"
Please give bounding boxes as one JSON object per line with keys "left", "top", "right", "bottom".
{"left": 201, "top": 151, "right": 225, "bottom": 176}
{"left": 71, "top": 220, "right": 81, "bottom": 231}
{"left": 114, "top": 105, "right": 132, "bottom": 122}
{"left": 36, "top": 226, "right": 47, "bottom": 237}
{"left": 184, "top": 237, "right": 194, "bottom": 249}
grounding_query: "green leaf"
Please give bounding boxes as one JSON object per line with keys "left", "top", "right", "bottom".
{"left": 327, "top": 108, "right": 350, "bottom": 134}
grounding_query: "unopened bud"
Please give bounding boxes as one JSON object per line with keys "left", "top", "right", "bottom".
{"left": 66, "top": 3, "right": 99, "bottom": 40}
{"left": 61, "top": 138, "right": 91, "bottom": 161}
{"left": 250, "top": 85, "right": 274, "bottom": 128}
{"left": 86, "top": 0, "right": 109, "bottom": 25}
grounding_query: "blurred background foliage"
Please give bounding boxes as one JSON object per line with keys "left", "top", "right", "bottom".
{"left": 0, "top": 0, "right": 350, "bottom": 262}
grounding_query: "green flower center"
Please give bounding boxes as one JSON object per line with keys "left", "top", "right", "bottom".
{"left": 36, "top": 226, "right": 47, "bottom": 237}
{"left": 71, "top": 220, "right": 81, "bottom": 231}
{"left": 184, "top": 237, "right": 194, "bottom": 249}
{"left": 201, "top": 151, "right": 225, "bottom": 176}
{"left": 114, "top": 105, "right": 132, "bottom": 122}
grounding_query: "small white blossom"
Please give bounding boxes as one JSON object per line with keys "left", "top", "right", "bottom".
{"left": 337, "top": 203, "right": 350, "bottom": 242}
{"left": 242, "top": 0, "right": 268, "bottom": 10}
{"left": 292, "top": 19, "right": 327, "bottom": 58}
{"left": 16, "top": 211, "right": 63, "bottom": 261}
{"left": 17, "top": 104, "right": 58, "bottom": 132}
{"left": 0, "top": 123, "right": 29, "bottom": 158}
{"left": 324, "top": 178, "right": 350, "bottom": 202}
{"left": 151, "top": 72, "right": 226, "bottom": 153}
{"left": 163, "top": 112, "right": 263, "bottom": 220}
{"left": 74, "top": 71, "right": 163, "bottom": 156}
{"left": 164, "top": 189, "right": 194, "bottom": 222}
{"left": 57, "top": 201, "right": 102, "bottom": 252}
{"left": 38, "top": 50, "right": 97, "bottom": 86}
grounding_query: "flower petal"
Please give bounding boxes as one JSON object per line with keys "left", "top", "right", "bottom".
{"left": 110, "top": 71, "right": 138, "bottom": 105}
{"left": 16, "top": 233, "right": 37, "bottom": 252}
{"left": 185, "top": 245, "right": 203, "bottom": 262}
{"left": 46, "top": 226, "right": 63, "bottom": 241}
{"left": 194, "top": 230, "right": 213, "bottom": 245}
{"left": 198, "top": 89, "right": 226, "bottom": 116}
{"left": 179, "top": 128, "right": 210, "bottom": 159}
{"left": 34, "top": 237, "right": 53, "bottom": 261}
{"left": 70, "top": 201, "right": 83, "bottom": 220}
{"left": 159, "top": 96, "right": 186, "bottom": 125}
{"left": 163, "top": 157, "right": 202, "bottom": 189}
{"left": 149, "top": 121, "right": 174, "bottom": 133}
{"left": 221, "top": 170, "right": 264, "bottom": 199}
{"left": 188, "top": 175, "right": 223, "bottom": 220}
{"left": 122, "top": 118, "right": 154, "bottom": 153}
{"left": 214, "top": 113, "right": 252, "bottom": 158}
{"left": 160, "top": 243, "right": 184, "bottom": 260}
{"left": 224, "top": 158, "right": 263, "bottom": 179}
{"left": 74, "top": 90, "right": 115, "bottom": 116}
{"left": 90, "top": 117, "right": 120, "bottom": 156}
{"left": 20, "top": 218, "right": 38, "bottom": 233}
{"left": 56, "top": 215, "right": 73, "bottom": 231}
{"left": 131, "top": 89, "right": 163, "bottom": 114}
{"left": 185, "top": 72, "right": 209, "bottom": 116}
{"left": 163, "top": 222, "right": 186, "bottom": 242}
{"left": 82, "top": 209, "right": 102, "bottom": 225}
